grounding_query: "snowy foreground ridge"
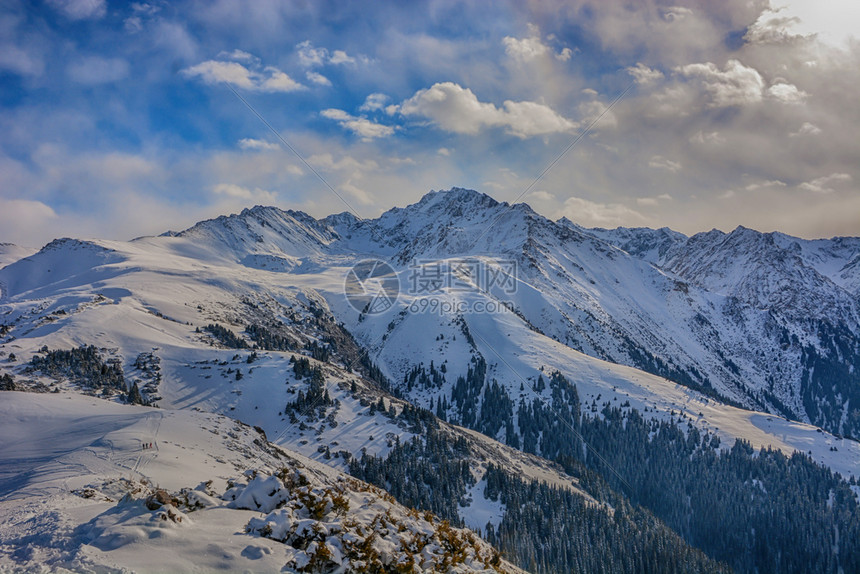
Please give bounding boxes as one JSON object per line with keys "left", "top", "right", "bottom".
{"left": 0, "top": 392, "right": 521, "bottom": 573}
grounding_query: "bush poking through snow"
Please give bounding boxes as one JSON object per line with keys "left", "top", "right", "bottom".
{"left": 237, "top": 469, "right": 507, "bottom": 573}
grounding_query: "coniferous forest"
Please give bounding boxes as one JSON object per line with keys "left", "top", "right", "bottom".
{"left": 353, "top": 361, "right": 860, "bottom": 574}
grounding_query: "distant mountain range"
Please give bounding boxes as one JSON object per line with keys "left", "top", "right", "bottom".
{"left": 2, "top": 187, "right": 859, "bottom": 573}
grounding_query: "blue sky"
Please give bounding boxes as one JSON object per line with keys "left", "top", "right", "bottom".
{"left": 1, "top": 0, "right": 858, "bottom": 246}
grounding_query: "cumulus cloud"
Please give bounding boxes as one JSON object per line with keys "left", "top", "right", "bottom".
{"left": 675, "top": 59, "right": 765, "bottom": 107}
{"left": 503, "top": 34, "right": 550, "bottom": 61}
{"left": 238, "top": 138, "right": 280, "bottom": 151}
{"left": 627, "top": 63, "right": 663, "bottom": 85}
{"left": 396, "top": 82, "right": 576, "bottom": 138}
{"left": 503, "top": 24, "right": 573, "bottom": 62}
{"left": 359, "top": 93, "right": 390, "bottom": 112}
{"left": 798, "top": 173, "right": 852, "bottom": 194}
{"left": 46, "top": 0, "right": 106, "bottom": 20}
{"left": 766, "top": 82, "right": 807, "bottom": 104}
{"left": 744, "top": 9, "right": 811, "bottom": 45}
{"left": 183, "top": 53, "right": 303, "bottom": 93}
{"left": 577, "top": 99, "right": 617, "bottom": 128}
{"left": 306, "top": 71, "right": 331, "bottom": 86}
{"left": 790, "top": 122, "right": 821, "bottom": 137}
{"left": 296, "top": 41, "right": 327, "bottom": 67}
{"left": 296, "top": 41, "right": 358, "bottom": 67}
{"left": 330, "top": 50, "right": 355, "bottom": 65}
{"left": 320, "top": 109, "right": 394, "bottom": 140}
{"left": 67, "top": 56, "right": 129, "bottom": 85}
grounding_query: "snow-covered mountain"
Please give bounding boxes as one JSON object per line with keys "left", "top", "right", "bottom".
{"left": 2, "top": 187, "right": 859, "bottom": 573}
{"left": 304, "top": 188, "right": 860, "bottom": 440}
{"left": 2, "top": 187, "right": 858, "bottom": 471}
{"left": 594, "top": 223, "right": 860, "bottom": 436}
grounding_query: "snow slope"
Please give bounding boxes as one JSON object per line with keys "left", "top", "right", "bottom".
{"left": 0, "top": 392, "right": 522, "bottom": 573}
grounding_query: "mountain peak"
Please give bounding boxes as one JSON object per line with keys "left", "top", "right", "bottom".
{"left": 414, "top": 187, "right": 501, "bottom": 210}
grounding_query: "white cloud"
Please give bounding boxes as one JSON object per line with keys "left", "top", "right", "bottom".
{"left": 124, "top": 16, "right": 143, "bottom": 33}
{"left": 503, "top": 24, "right": 573, "bottom": 62}
{"left": 766, "top": 82, "right": 808, "bottom": 104}
{"left": 744, "top": 180, "right": 786, "bottom": 191}
{"left": 359, "top": 93, "right": 390, "bottom": 112}
{"left": 306, "top": 71, "right": 331, "bottom": 86}
{"left": 0, "top": 45, "right": 43, "bottom": 76}
{"left": 397, "top": 82, "right": 575, "bottom": 138}
{"left": 689, "top": 130, "right": 725, "bottom": 145}
{"left": 559, "top": 196, "right": 646, "bottom": 227}
{"left": 297, "top": 41, "right": 357, "bottom": 67}
{"left": 330, "top": 50, "right": 355, "bottom": 65}
{"left": 320, "top": 109, "right": 394, "bottom": 140}
{"left": 130, "top": 2, "right": 160, "bottom": 16}
{"left": 648, "top": 155, "right": 682, "bottom": 172}
{"left": 307, "top": 153, "right": 378, "bottom": 173}
{"left": 661, "top": 6, "right": 693, "bottom": 23}
{"left": 437, "top": 147, "right": 451, "bottom": 156}
{"left": 626, "top": 63, "right": 663, "bottom": 85}
{"left": 238, "top": 138, "right": 280, "bottom": 151}
{"left": 219, "top": 49, "right": 257, "bottom": 63}
{"left": 46, "top": 0, "right": 106, "bottom": 20}
{"left": 503, "top": 35, "right": 549, "bottom": 61}
{"left": 798, "top": 173, "right": 852, "bottom": 194}
{"left": 296, "top": 40, "right": 327, "bottom": 67}
{"left": 676, "top": 59, "right": 765, "bottom": 107}
{"left": 339, "top": 180, "right": 373, "bottom": 205}
{"left": 578, "top": 100, "right": 617, "bottom": 128}
{"left": 528, "top": 190, "right": 555, "bottom": 201}
{"left": 637, "top": 193, "right": 673, "bottom": 206}
{"left": 67, "top": 56, "right": 129, "bottom": 85}
{"left": 790, "top": 122, "right": 821, "bottom": 137}
{"left": 744, "top": 8, "right": 810, "bottom": 45}
{"left": 183, "top": 56, "right": 303, "bottom": 93}
{"left": 124, "top": 3, "right": 161, "bottom": 33}
{"left": 0, "top": 199, "right": 58, "bottom": 245}
{"left": 212, "top": 183, "right": 277, "bottom": 203}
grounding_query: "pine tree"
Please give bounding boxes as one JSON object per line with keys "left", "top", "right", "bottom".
{"left": 127, "top": 381, "right": 144, "bottom": 405}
